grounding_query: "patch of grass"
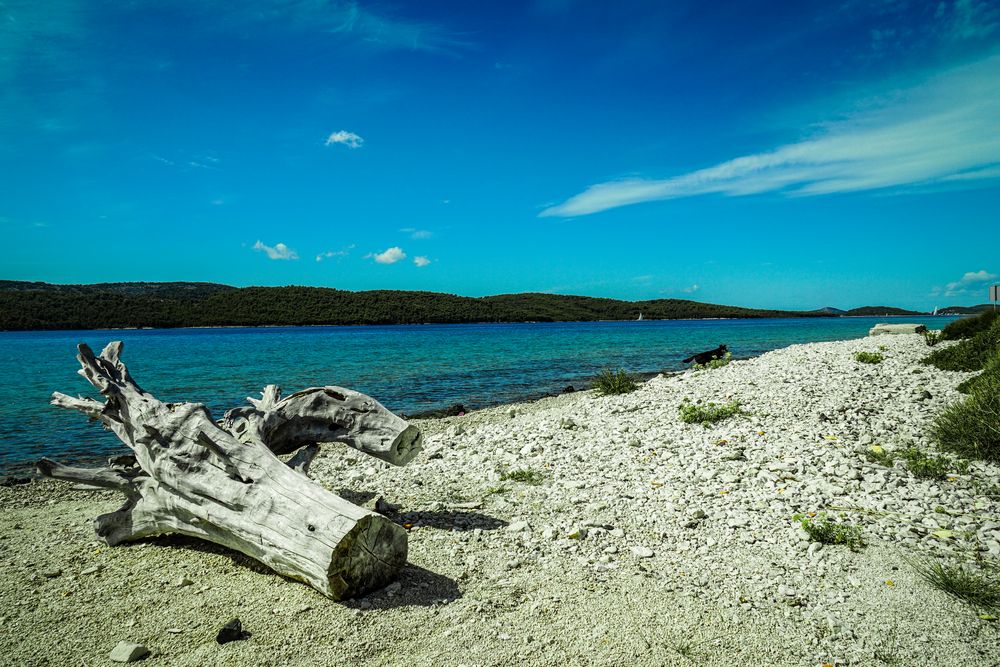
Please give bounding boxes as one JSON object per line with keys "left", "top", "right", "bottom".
{"left": 854, "top": 350, "right": 885, "bottom": 364}
{"left": 485, "top": 485, "right": 510, "bottom": 495}
{"left": 942, "top": 310, "right": 1000, "bottom": 341}
{"left": 693, "top": 352, "right": 732, "bottom": 370}
{"left": 499, "top": 468, "right": 544, "bottom": 485}
{"left": 898, "top": 447, "right": 967, "bottom": 480}
{"left": 923, "top": 330, "right": 943, "bottom": 347}
{"left": 678, "top": 399, "right": 742, "bottom": 426}
{"left": 932, "top": 370, "right": 1000, "bottom": 462}
{"left": 794, "top": 513, "right": 865, "bottom": 550}
{"left": 909, "top": 557, "right": 1000, "bottom": 610}
{"left": 957, "top": 351, "right": 1000, "bottom": 395}
{"left": 862, "top": 445, "right": 895, "bottom": 466}
{"left": 923, "top": 317, "right": 1000, "bottom": 372}
{"left": 592, "top": 368, "right": 638, "bottom": 395}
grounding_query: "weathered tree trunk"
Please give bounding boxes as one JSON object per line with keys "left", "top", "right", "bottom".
{"left": 38, "top": 342, "right": 421, "bottom": 599}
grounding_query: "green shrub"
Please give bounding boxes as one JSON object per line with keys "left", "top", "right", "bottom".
{"left": 794, "top": 513, "right": 865, "bottom": 549}
{"left": 898, "top": 447, "right": 966, "bottom": 480}
{"left": 923, "top": 330, "right": 943, "bottom": 347}
{"left": 854, "top": 351, "right": 885, "bottom": 364}
{"left": 957, "top": 352, "right": 1000, "bottom": 394}
{"left": 693, "top": 352, "right": 733, "bottom": 370}
{"left": 923, "top": 318, "right": 1000, "bottom": 372}
{"left": 942, "top": 310, "right": 999, "bottom": 340}
{"left": 932, "top": 371, "right": 1000, "bottom": 461}
{"left": 679, "top": 400, "right": 742, "bottom": 426}
{"left": 592, "top": 368, "right": 638, "bottom": 395}
{"left": 499, "top": 468, "right": 544, "bottom": 485}
{"left": 909, "top": 558, "right": 1000, "bottom": 610}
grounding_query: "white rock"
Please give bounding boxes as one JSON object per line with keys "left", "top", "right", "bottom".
{"left": 109, "top": 642, "right": 150, "bottom": 663}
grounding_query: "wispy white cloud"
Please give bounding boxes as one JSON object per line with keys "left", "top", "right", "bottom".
{"left": 413, "top": 256, "right": 431, "bottom": 267}
{"left": 932, "top": 269, "right": 998, "bottom": 298}
{"left": 253, "top": 240, "right": 298, "bottom": 260}
{"left": 325, "top": 130, "right": 364, "bottom": 149}
{"left": 400, "top": 227, "right": 433, "bottom": 239}
{"left": 681, "top": 284, "right": 700, "bottom": 293}
{"left": 541, "top": 55, "right": 1000, "bottom": 217}
{"left": 367, "top": 246, "right": 406, "bottom": 264}
{"left": 316, "top": 244, "right": 355, "bottom": 262}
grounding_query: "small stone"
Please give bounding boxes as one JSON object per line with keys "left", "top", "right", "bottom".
{"left": 165, "top": 628, "right": 183, "bottom": 634}
{"left": 175, "top": 576, "right": 193, "bottom": 588}
{"left": 566, "top": 526, "right": 588, "bottom": 540}
{"left": 216, "top": 618, "right": 248, "bottom": 645}
{"left": 41, "top": 568, "right": 62, "bottom": 579}
{"left": 109, "top": 641, "right": 150, "bottom": 663}
{"left": 609, "top": 528, "right": 625, "bottom": 538}
{"left": 506, "top": 520, "right": 530, "bottom": 533}
{"left": 81, "top": 565, "right": 103, "bottom": 576}
{"left": 630, "top": 546, "right": 654, "bottom": 559}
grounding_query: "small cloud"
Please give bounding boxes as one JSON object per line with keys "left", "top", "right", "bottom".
{"left": 400, "top": 227, "right": 433, "bottom": 239}
{"left": 325, "top": 130, "right": 364, "bottom": 149}
{"left": 316, "top": 244, "right": 356, "bottom": 262}
{"left": 413, "top": 256, "right": 431, "bottom": 267}
{"left": 681, "top": 284, "right": 700, "bottom": 293}
{"left": 936, "top": 269, "right": 997, "bottom": 297}
{"left": 253, "top": 240, "right": 299, "bottom": 261}
{"left": 368, "top": 246, "right": 406, "bottom": 264}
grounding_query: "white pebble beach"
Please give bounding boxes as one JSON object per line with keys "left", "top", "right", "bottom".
{"left": 1, "top": 333, "right": 998, "bottom": 666}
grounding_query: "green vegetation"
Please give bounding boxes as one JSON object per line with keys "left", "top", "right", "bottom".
{"left": 499, "top": 468, "right": 544, "bottom": 485}
{"left": 928, "top": 312, "right": 1000, "bottom": 462}
{"left": 862, "top": 445, "right": 895, "bottom": 466}
{"left": 592, "top": 368, "right": 638, "bottom": 395}
{"left": 854, "top": 351, "right": 885, "bottom": 364}
{"left": 679, "top": 399, "right": 742, "bottom": 426}
{"left": 0, "top": 280, "right": 832, "bottom": 330}
{"left": 845, "top": 306, "right": 924, "bottom": 316}
{"left": 909, "top": 558, "right": 1000, "bottom": 610}
{"left": 957, "top": 352, "right": 1000, "bottom": 394}
{"left": 693, "top": 352, "right": 733, "bottom": 370}
{"left": 923, "top": 316, "right": 1000, "bottom": 372}
{"left": 794, "top": 513, "right": 865, "bottom": 549}
{"left": 897, "top": 447, "right": 967, "bottom": 480}
{"left": 932, "top": 371, "right": 1000, "bottom": 462}
{"left": 942, "top": 310, "right": 1000, "bottom": 341}
{"left": 922, "top": 330, "right": 943, "bottom": 347}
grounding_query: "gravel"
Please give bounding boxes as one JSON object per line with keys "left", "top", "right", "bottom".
{"left": 1, "top": 333, "right": 997, "bottom": 666}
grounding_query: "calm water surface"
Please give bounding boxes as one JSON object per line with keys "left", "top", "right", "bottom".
{"left": 0, "top": 316, "right": 959, "bottom": 473}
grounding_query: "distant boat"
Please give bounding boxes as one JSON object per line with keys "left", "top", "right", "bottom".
{"left": 637, "top": 313, "right": 644, "bottom": 321}
{"left": 932, "top": 306, "right": 939, "bottom": 316}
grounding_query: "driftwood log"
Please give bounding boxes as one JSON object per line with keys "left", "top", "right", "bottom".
{"left": 37, "top": 341, "right": 422, "bottom": 599}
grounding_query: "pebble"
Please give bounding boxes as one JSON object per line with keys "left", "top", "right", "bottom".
{"left": 630, "top": 546, "right": 654, "bottom": 559}
{"left": 109, "top": 642, "right": 150, "bottom": 663}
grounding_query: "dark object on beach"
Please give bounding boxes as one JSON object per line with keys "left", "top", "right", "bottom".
{"left": 35, "top": 341, "right": 422, "bottom": 600}
{"left": 683, "top": 344, "right": 728, "bottom": 365}
{"left": 407, "top": 403, "right": 468, "bottom": 419}
{"left": 216, "top": 618, "right": 248, "bottom": 645}
{"left": 0, "top": 475, "right": 31, "bottom": 487}
{"left": 562, "top": 385, "right": 576, "bottom": 393}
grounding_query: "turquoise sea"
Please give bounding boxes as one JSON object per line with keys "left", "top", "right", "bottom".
{"left": 0, "top": 316, "right": 959, "bottom": 473}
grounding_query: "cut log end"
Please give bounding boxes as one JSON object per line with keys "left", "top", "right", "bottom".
{"left": 326, "top": 515, "right": 409, "bottom": 599}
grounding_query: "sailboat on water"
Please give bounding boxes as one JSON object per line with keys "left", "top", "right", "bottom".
{"left": 637, "top": 312, "right": 644, "bottom": 321}
{"left": 932, "top": 306, "right": 939, "bottom": 316}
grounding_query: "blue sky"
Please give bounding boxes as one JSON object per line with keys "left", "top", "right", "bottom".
{"left": 2, "top": 0, "right": 999, "bottom": 310}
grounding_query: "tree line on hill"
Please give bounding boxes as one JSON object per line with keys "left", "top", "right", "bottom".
{"left": 0, "top": 281, "right": 837, "bottom": 330}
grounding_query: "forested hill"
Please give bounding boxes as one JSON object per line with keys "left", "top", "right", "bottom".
{"left": 0, "top": 281, "right": 833, "bottom": 330}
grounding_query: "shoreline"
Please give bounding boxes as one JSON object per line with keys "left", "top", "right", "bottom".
{"left": 2, "top": 332, "right": 997, "bottom": 666}
{"left": 1, "top": 313, "right": 964, "bottom": 335}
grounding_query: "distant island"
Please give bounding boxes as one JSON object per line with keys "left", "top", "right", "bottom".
{"left": 0, "top": 281, "right": 986, "bottom": 331}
